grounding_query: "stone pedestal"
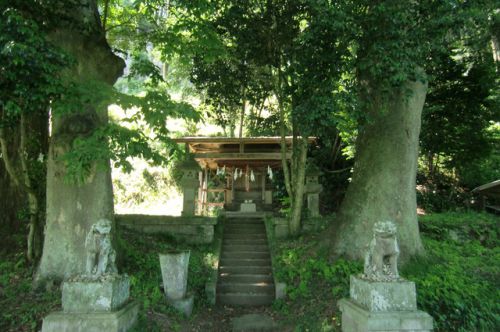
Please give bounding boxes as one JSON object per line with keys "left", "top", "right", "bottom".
{"left": 338, "top": 299, "right": 433, "bottom": 332}
{"left": 62, "top": 275, "right": 130, "bottom": 312}
{"left": 240, "top": 202, "right": 256, "bottom": 213}
{"left": 338, "top": 276, "right": 433, "bottom": 332}
{"left": 42, "top": 275, "right": 137, "bottom": 332}
{"left": 42, "top": 301, "right": 139, "bottom": 332}
{"left": 169, "top": 293, "right": 194, "bottom": 317}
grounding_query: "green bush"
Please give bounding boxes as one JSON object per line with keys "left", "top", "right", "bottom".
{"left": 0, "top": 251, "right": 61, "bottom": 332}
{"left": 402, "top": 212, "right": 500, "bottom": 331}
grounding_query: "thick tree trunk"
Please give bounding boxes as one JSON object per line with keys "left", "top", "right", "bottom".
{"left": 331, "top": 78, "right": 427, "bottom": 262}
{"left": 34, "top": 1, "right": 124, "bottom": 286}
{"left": 0, "top": 131, "right": 23, "bottom": 236}
{"left": 288, "top": 136, "right": 308, "bottom": 236}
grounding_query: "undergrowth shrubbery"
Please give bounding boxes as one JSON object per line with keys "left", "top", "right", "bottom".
{"left": 272, "top": 212, "right": 499, "bottom": 331}
{"left": 117, "top": 229, "right": 216, "bottom": 331}
{"left": 272, "top": 232, "right": 362, "bottom": 331}
{"left": 404, "top": 212, "right": 500, "bottom": 331}
{"left": 0, "top": 235, "right": 61, "bottom": 332}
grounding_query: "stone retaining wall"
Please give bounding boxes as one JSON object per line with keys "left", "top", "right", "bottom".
{"left": 116, "top": 214, "right": 217, "bottom": 244}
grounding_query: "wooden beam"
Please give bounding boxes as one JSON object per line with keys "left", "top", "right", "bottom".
{"left": 173, "top": 136, "right": 316, "bottom": 144}
{"left": 193, "top": 152, "right": 291, "bottom": 160}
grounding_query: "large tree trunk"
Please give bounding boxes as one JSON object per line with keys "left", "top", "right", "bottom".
{"left": 0, "top": 131, "right": 23, "bottom": 236}
{"left": 34, "top": 1, "right": 124, "bottom": 286}
{"left": 331, "top": 78, "right": 427, "bottom": 262}
{"left": 288, "top": 136, "right": 308, "bottom": 236}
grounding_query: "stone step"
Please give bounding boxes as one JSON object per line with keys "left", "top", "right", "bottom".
{"left": 222, "top": 244, "right": 269, "bottom": 252}
{"left": 224, "top": 218, "right": 264, "bottom": 226}
{"left": 217, "top": 282, "right": 275, "bottom": 294}
{"left": 220, "top": 258, "right": 271, "bottom": 267}
{"left": 232, "top": 314, "right": 278, "bottom": 332}
{"left": 225, "top": 218, "right": 264, "bottom": 225}
{"left": 221, "top": 251, "right": 270, "bottom": 260}
{"left": 224, "top": 229, "right": 266, "bottom": 235}
{"left": 226, "top": 223, "right": 265, "bottom": 227}
{"left": 224, "top": 224, "right": 266, "bottom": 232}
{"left": 224, "top": 233, "right": 267, "bottom": 239}
{"left": 219, "top": 265, "right": 272, "bottom": 275}
{"left": 217, "top": 293, "right": 274, "bottom": 307}
{"left": 218, "top": 274, "right": 273, "bottom": 284}
{"left": 223, "top": 238, "right": 268, "bottom": 245}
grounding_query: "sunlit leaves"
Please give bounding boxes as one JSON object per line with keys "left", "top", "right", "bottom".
{"left": 0, "top": 8, "right": 69, "bottom": 122}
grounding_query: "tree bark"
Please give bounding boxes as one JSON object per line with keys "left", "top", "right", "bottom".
{"left": 0, "top": 126, "right": 23, "bottom": 236}
{"left": 34, "top": 0, "right": 124, "bottom": 286}
{"left": 331, "top": 78, "right": 427, "bottom": 262}
{"left": 288, "top": 136, "right": 308, "bottom": 236}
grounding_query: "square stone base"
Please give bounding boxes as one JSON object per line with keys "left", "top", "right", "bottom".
{"left": 350, "top": 276, "right": 417, "bottom": 312}
{"left": 240, "top": 203, "right": 256, "bottom": 213}
{"left": 168, "top": 294, "right": 194, "bottom": 317}
{"left": 338, "top": 299, "right": 433, "bottom": 332}
{"left": 62, "top": 275, "right": 130, "bottom": 312}
{"left": 42, "top": 301, "right": 139, "bottom": 332}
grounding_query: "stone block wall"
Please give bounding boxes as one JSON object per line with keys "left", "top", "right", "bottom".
{"left": 115, "top": 215, "right": 217, "bottom": 244}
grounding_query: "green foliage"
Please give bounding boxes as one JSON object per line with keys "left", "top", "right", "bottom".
{"left": 271, "top": 212, "right": 499, "bottom": 331}
{"left": 416, "top": 172, "right": 472, "bottom": 213}
{"left": 403, "top": 212, "right": 500, "bottom": 331}
{"left": 0, "top": 7, "right": 69, "bottom": 120}
{"left": 275, "top": 240, "right": 362, "bottom": 300}
{"left": 420, "top": 46, "right": 499, "bottom": 188}
{"left": 270, "top": 228, "right": 361, "bottom": 330}
{"left": 118, "top": 229, "right": 216, "bottom": 331}
{"left": 0, "top": 237, "right": 61, "bottom": 332}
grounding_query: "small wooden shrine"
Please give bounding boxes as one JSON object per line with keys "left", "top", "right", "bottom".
{"left": 173, "top": 136, "right": 315, "bottom": 214}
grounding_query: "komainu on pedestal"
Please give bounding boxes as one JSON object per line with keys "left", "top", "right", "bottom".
{"left": 338, "top": 221, "right": 433, "bottom": 332}
{"left": 42, "top": 219, "right": 138, "bottom": 332}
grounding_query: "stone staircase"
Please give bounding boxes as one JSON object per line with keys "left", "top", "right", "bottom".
{"left": 217, "top": 216, "right": 275, "bottom": 306}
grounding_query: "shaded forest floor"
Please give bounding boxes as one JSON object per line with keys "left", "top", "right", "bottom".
{"left": 0, "top": 211, "right": 498, "bottom": 331}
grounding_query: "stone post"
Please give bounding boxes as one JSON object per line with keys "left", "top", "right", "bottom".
{"left": 180, "top": 158, "right": 201, "bottom": 216}
{"left": 305, "top": 163, "right": 322, "bottom": 218}
{"left": 159, "top": 250, "right": 193, "bottom": 316}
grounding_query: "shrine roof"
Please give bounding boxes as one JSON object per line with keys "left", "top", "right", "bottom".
{"left": 173, "top": 136, "right": 316, "bottom": 169}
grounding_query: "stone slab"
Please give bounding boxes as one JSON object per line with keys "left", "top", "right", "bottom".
{"left": 350, "top": 275, "right": 417, "bottom": 312}
{"left": 240, "top": 203, "right": 257, "bottom": 213}
{"left": 169, "top": 294, "right": 194, "bottom": 317}
{"left": 338, "top": 299, "right": 433, "bottom": 332}
{"left": 159, "top": 251, "right": 190, "bottom": 300}
{"left": 42, "top": 301, "right": 139, "bottom": 332}
{"left": 232, "top": 313, "right": 277, "bottom": 332}
{"left": 62, "top": 275, "right": 130, "bottom": 313}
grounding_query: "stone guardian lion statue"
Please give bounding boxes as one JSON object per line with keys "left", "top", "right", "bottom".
{"left": 85, "top": 219, "right": 117, "bottom": 277}
{"left": 364, "top": 220, "right": 400, "bottom": 281}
